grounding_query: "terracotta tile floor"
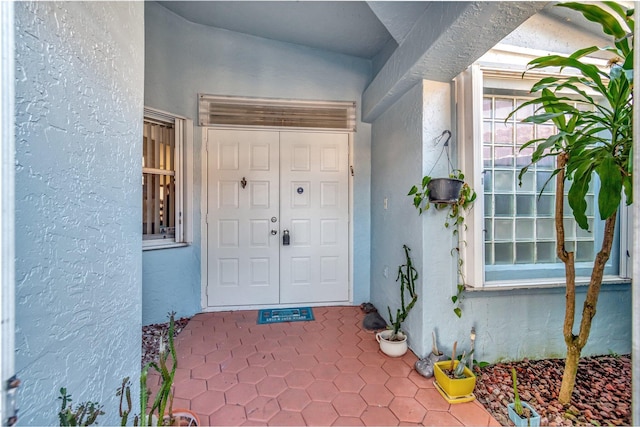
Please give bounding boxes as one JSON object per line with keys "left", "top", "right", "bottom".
{"left": 149, "top": 306, "right": 500, "bottom": 426}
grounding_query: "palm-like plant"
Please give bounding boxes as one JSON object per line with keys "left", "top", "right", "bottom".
{"left": 509, "top": 1, "right": 633, "bottom": 404}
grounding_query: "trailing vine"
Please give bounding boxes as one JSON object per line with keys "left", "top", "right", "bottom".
{"left": 408, "top": 169, "right": 476, "bottom": 318}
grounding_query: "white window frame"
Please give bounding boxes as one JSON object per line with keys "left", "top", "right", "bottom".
{"left": 143, "top": 107, "right": 193, "bottom": 250}
{"left": 457, "top": 45, "right": 632, "bottom": 289}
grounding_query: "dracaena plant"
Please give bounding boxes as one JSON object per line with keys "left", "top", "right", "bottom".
{"left": 508, "top": 1, "right": 633, "bottom": 405}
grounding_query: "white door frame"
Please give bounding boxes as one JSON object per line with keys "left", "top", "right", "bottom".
{"left": 1, "top": 1, "right": 16, "bottom": 424}
{"left": 200, "top": 126, "right": 354, "bottom": 311}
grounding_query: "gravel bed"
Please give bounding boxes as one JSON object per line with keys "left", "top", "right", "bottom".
{"left": 141, "top": 317, "right": 191, "bottom": 367}
{"left": 475, "top": 355, "right": 632, "bottom": 426}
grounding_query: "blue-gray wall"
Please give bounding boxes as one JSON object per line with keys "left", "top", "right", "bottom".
{"left": 142, "top": 2, "right": 372, "bottom": 324}
{"left": 14, "top": 2, "right": 144, "bottom": 424}
{"left": 370, "top": 82, "right": 426, "bottom": 355}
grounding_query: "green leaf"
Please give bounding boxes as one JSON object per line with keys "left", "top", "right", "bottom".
{"left": 422, "top": 175, "right": 431, "bottom": 188}
{"left": 453, "top": 307, "right": 462, "bottom": 318}
{"left": 596, "top": 155, "right": 622, "bottom": 220}
{"left": 568, "top": 164, "right": 593, "bottom": 230}
{"left": 451, "top": 295, "right": 458, "bottom": 303}
{"left": 408, "top": 185, "right": 417, "bottom": 196}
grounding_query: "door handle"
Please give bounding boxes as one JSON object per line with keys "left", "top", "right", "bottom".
{"left": 282, "top": 229, "right": 290, "bottom": 246}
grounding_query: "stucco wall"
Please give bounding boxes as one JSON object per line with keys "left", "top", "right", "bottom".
{"left": 370, "top": 82, "right": 426, "bottom": 356}
{"left": 14, "top": 2, "right": 144, "bottom": 424}
{"left": 143, "top": 2, "right": 372, "bottom": 324}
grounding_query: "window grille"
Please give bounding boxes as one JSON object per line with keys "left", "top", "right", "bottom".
{"left": 198, "top": 94, "right": 356, "bottom": 131}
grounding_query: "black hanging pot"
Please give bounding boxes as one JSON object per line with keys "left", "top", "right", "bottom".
{"left": 427, "top": 178, "right": 463, "bottom": 204}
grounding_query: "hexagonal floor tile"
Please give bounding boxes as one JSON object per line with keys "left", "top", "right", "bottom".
{"left": 245, "top": 396, "right": 280, "bottom": 423}
{"left": 301, "top": 401, "right": 338, "bottom": 426}
{"left": 331, "top": 393, "right": 367, "bottom": 417}
{"left": 389, "top": 396, "right": 427, "bottom": 423}
{"left": 277, "top": 388, "right": 311, "bottom": 412}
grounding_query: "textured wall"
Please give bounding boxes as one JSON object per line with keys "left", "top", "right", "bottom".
{"left": 143, "top": 2, "right": 372, "bottom": 324}
{"left": 14, "top": 2, "right": 144, "bottom": 424}
{"left": 370, "top": 82, "right": 426, "bottom": 356}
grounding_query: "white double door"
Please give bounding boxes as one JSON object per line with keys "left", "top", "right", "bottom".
{"left": 206, "top": 128, "right": 349, "bottom": 307}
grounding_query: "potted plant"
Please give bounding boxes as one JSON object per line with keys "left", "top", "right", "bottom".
{"left": 433, "top": 341, "right": 476, "bottom": 403}
{"left": 376, "top": 245, "right": 418, "bottom": 357}
{"left": 507, "top": 368, "right": 540, "bottom": 427}
{"left": 408, "top": 132, "right": 476, "bottom": 318}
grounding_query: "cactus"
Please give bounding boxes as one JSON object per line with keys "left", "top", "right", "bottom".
{"left": 387, "top": 245, "right": 418, "bottom": 340}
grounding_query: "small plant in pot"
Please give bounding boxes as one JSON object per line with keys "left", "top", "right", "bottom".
{"left": 376, "top": 245, "right": 418, "bottom": 357}
{"left": 433, "top": 341, "right": 477, "bottom": 403}
{"left": 507, "top": 368, "right": 540, "bottom": 427}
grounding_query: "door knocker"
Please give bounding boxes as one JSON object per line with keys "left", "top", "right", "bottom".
{"left": 241, "top": 177, "right": 247, "bottom": 189}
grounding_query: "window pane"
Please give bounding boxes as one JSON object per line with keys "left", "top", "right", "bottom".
{"left": 483, "top": 121, "right": 493, "bottom": 143}
{"left": 495, "top": 98, "right": 514, "bottom": 120}
{"left": 576, "top": 241, "right": 594, "bottom": 262}
{"left": 142, "top": 117, "right": 176, "bottom": 243}
{"left": 495, "top": 123, "right": 514, "bottom": 144}
{"left": 484, "top": 170, "right": 493, "bottom": 192}
{"left": 515, "top": 219, "right": 534, "bottom": 240}
{"left": 516, "top": 146, "right": 533, "bottom": 167}
{"left": 495, "top": 170, "right": 515, "bottom": 192}
{"left": 577, "top": 219, "right": 594, "bottom": 238}
{"left": 516, "top": 124, "right": 534, "bottom": 145}
{"left": 515, "top": 99, "right": 534, "bottom": 120}
{"left": 483, "top": 98, "right": 493, "bottom": 119}
{"left": 494, "top": 146, "right": 514, "bottom": 167}
{"left": 484, "top": 219, "right": 492, "bottom": 242}
{"left": 536, "top": 218, "right": 555, "bottom": 240}
{"left": 143, "top": 121, "right": 175, "bottom": 171}
{"left": 519, "top": 172, "right": 535, "bottom": 192}
{"left": 483, "top": 146, "right": 492, "bottom": 168}
{"left": 516, "top": 195, "right": 534, "bottom": 216}
{"left": 494, "top": 243, "right": 514, "bottom": 264}
{"left": 485, "top": 243, "right": 493, "bottom": 264}
{"left": 536, "top": 171, "right": 554, "bottom": 193}
{"left": 537, "top": 195, "right": 554, "bottom": 217}
{"left": 516, "top": 243, "right": 534, "bottom": 263}
{"left": 484, "top": 194, "right": 492, "bottom": 216}
{"left": 494, "top": 194, "right": 514, "bottom": 217}
{"left": 495, "top": 219, "right": 513, "bottom": 241}
{"left": 143, "top": 173, "right": 176, "bottom": 240}
{"left": 536, "top": 124, "right": 555, "bottom": 139}
{"left": 564, "top": 218, "right": 576, "bottom": 239}
{"left": 537, "top": 242, "right": 556, "bottom": 262}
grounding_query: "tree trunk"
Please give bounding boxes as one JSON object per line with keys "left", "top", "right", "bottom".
{"left": 559, "top": 344, "right": 581, "bottom": 403}
{"left": 555, "top": 155, "right": 619, "bottom": 405}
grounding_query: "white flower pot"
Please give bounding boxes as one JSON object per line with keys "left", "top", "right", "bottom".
{"left": 376, "top": 330, "right": 408, "bottom": 357}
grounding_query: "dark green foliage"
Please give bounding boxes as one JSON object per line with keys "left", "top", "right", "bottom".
{"left": 510, "top": 2, "right": 633, "bottom": 228}
{"left": 58, "top": 388, "right": 104, "bottom": 426}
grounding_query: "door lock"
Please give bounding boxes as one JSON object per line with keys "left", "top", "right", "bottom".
{"left": 282, "top": 229, "right": 290, "bottom": 246}
{"left": 271, "top": 230, "right": 278, "bottom": 235}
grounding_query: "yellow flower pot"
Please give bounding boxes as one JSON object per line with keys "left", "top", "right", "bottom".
{"left": 433, "top": 360, "right": 476, "bottom": 403}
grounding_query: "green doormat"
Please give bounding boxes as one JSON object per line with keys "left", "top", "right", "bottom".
{"left": 257, "top": 307, "right": 314, "bottom": 324}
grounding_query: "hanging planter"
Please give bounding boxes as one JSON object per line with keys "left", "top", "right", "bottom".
{"left": 427, "top": 177, "right": 464, "bottom": 203}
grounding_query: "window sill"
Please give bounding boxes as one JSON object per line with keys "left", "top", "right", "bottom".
{"left": 468, "top": 276, "right": 631, "bottom": 292}
{"left": 143, "top": 242, "right": 189, "bottom": 251}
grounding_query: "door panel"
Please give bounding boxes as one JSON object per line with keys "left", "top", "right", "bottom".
{"left": 206, "top": 129, "right": 349, "bottom": 307}
{"left": 207, "top": 129, "right": 280, "bottom": 306}
{"left": 279, "top": 132, "right": 349, "bottom": 303}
